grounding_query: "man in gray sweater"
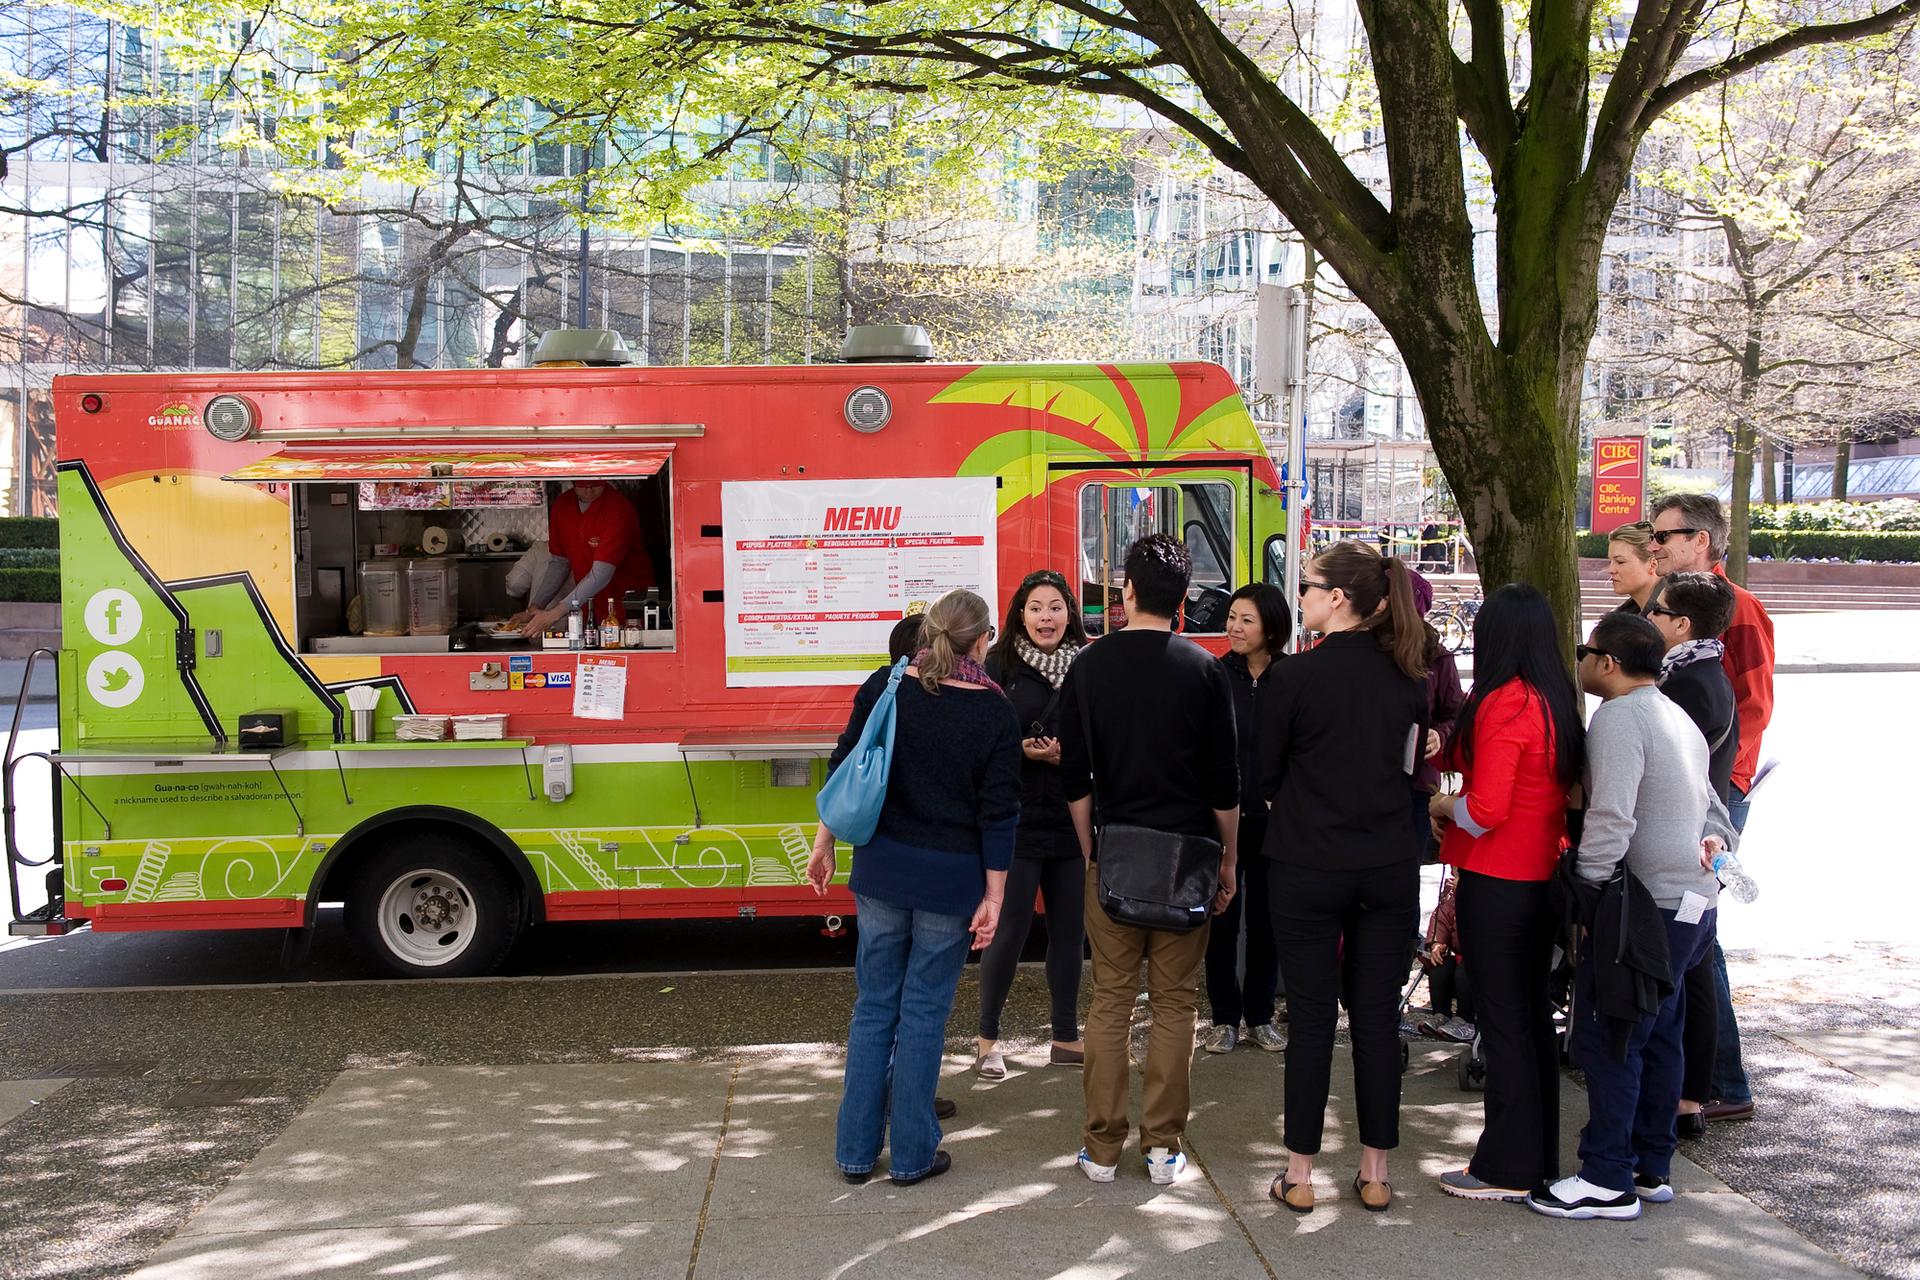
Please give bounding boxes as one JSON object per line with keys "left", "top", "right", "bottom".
{"left": 1527, "top": 613, "right": 1735, "bottom": 1223}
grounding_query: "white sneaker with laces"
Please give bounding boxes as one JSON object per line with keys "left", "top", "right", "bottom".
{"left": 1146, "top": 1147, "right": 1187, "bottom": 1185}
{"left": 1077, "top": 1148, "right": 1118, "bottom": 1183}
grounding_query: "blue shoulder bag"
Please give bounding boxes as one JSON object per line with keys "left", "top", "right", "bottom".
{"left": 816, "top": 657, "right": 909, "bottom": 846}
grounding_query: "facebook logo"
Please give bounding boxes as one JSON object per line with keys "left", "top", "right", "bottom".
{"left": 84, "top": 589, "right": 143, "bottom": 646}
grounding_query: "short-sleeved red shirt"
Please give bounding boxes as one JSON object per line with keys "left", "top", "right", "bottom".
{"left": 548, "top": 486, "right": 654, "bottom": 616}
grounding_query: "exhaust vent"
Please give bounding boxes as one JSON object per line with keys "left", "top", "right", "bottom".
{"left": 840, "top": 324, "right": 933, "bottom": 363}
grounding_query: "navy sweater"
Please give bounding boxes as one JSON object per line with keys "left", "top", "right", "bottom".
{"left": 829, "top": 668, "right": 1022, "bottom": 915}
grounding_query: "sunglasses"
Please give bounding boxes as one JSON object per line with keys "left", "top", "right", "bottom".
{"left": 1576, "top": 644, "right": 1614, "bottom": 663}
{"left": 1651, "top": 527, "right": 1702, "bottom": 545}
{"left": 1644, "top": 605, "right": 1679, "bottom": 620}
{"left": 1297, "top": 578, "right": 1334, "bottom": 597}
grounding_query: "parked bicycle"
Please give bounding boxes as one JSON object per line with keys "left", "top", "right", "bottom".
{"left": 1426, "top": 585, "right": 1482, "bottom": 654}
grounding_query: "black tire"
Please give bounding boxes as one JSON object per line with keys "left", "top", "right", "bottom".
{"left": 1458, "top": 1048, "right": 1487, "bottom": 1092}
{"left": 345, "top": 832, "right": 524, "bottom": 979}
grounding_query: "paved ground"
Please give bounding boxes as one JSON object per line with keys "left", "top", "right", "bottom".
{"left": 2, "top": 958, "right": 1902, "bottom": 1280}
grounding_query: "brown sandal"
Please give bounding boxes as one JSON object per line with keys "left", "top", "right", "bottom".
{"left": 1352, "top": 1172, "right": 1392, "bottom": 1212}
{"left": 1269, "top": 1173, "right": 1314, "bottom": 1214}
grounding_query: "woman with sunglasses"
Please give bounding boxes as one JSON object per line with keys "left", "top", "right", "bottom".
{"left": 1259, "top": 541, "right": 1428, "bottom": 1213}
{"left": 1428, "top": 584, "right": 1584, "bottom": 1203}
{"left": 975, "top": 569, "right": 1091, "bottom": 1079}
{"left": 1605, "top": 522, "right": 1664, "bottom": 615}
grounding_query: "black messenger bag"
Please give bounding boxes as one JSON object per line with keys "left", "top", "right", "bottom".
{"left": 1078, "top": 683, "right": 1220, "bottom": 932}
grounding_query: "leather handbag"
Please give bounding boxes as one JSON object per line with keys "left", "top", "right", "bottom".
{"left": 1077, "top": 672, "right": 1220, "bottom": 932}
{"left": 816, "top": 657, "right": 908, "bottom": 846}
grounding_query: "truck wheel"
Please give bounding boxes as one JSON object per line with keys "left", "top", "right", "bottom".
{"left": 346, "top": 834, "right": 523, "bottom": 978}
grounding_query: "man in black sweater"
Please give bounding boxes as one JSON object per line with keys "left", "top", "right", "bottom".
{"left": 1058, "top": 533, "right": 1240, "bottom": 1187}
{"left": 1648, "top": 573, "right": 1740, "bottom": 804}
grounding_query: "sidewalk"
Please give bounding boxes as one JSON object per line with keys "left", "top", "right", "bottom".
{"left": 117, "top": 1046, "right": 1855, "bottom": 1280}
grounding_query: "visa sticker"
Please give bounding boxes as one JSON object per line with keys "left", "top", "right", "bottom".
{"left": 546, "top": 672, "right": 574, "bottom": 688}
{"left": 525, "top": 674, "right": 547, "bottom": 688}
{"left": 508, "top": 655, "right": 533, "bottom": 672}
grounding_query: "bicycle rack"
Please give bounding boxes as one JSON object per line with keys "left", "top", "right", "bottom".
{"left": 5, "top": 648, "right": 75, "bottom": 937}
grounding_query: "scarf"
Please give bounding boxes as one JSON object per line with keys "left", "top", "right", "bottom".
{"left": 1658, "top": 637, "right": 1724, "bottom": 685}
{"left": 1014, "top": 635, "right": 1082, "bottom": 689}
{"left": 913, "top": 648, "right": 1006, "bottom": 697}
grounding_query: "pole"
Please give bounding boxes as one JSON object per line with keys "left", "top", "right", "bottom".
{"left": 575, "top": 174, "right": 590, "bottom": 329}
{"left": 1256, "top": 284, "right": 1310, "bottom": 648}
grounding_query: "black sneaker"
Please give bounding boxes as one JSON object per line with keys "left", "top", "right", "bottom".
{"left": 1678, "top": 1111, "right": 1708, "bottom": 1139}
{"left": 890, "top": 1150, "right": 953, "bottom": 1187}
{"left": 1524, "top": 1175, "right": 1642, "bottom": 1220}
{"left": 1633, "top": 1174, "right": 1675, "bottom": 1203}
{"left": 935, "top": 1096, "right": 957, "bottom": 1121}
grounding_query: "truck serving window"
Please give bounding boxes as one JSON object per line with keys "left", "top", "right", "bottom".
{"left": 277, "top": 468, "right": 675, "bottom": 657}
{"left": 1077, "top": 480, "right": 1236, "bottom": 636}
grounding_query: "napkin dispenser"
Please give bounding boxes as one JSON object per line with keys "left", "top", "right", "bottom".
{"left": 237, "top": 709, "right": 292, "bottom": 750}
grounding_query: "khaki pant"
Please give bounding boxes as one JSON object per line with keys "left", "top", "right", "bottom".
{"left": 1081, "top": 862, "right": 1211, "bottom": 1165}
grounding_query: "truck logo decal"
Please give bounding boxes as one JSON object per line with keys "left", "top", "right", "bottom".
{"left": 148, "top": 400, "right": 202, "bottom": 431}
{"left": 84, "top": 588, "right": 143, "bottom": 646}
{"left": 86, "top": 650, "right": 146, "bottom": 708}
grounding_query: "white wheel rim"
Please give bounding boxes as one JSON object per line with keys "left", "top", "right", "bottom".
{"left": 375, "top": 867, "right": 478, "bottom": 967}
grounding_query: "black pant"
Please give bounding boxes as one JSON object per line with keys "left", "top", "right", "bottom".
{"left": 1429, "top": 955, "right": 1474, "bottom": 1020}
{"left": 1205, "top": 814, "right": 1281, "bottom": 1028}
{"left": 1680, "top": 948, "right": 1719, "bottom": 1106}
{"left": 976, "top": 855, "right": 1086, "bottom": 1042}
{"left": 1455, "top": 870, "right": 1560, "bottom": 1191}
{"left": 1270, "top": 859, "right": 1420, "bottom": 1154}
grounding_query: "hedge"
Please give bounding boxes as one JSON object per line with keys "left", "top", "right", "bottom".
{"left": 0, "top": 568, "right": 61, "bottom": 602}
{"left": 1580, "top": 530, "right": 1920, "bottom": 561}
{"left": 0, "top": 518, "right": 58, "bottom": 550}
{"left": 0, "top": 548, "right": 58, "bottom": 569}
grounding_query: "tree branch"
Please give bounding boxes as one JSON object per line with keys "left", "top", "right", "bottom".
{"left": 1646, "top": 1, "right": 1920, "bottom": 121}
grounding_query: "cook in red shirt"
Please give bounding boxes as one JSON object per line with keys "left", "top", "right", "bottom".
{"left": 516, "top": 481, "right": 655, "bottom": 636}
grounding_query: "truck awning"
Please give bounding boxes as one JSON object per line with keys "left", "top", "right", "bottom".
{"left": 223, "top": 444, "right": 674, "bottom": 483}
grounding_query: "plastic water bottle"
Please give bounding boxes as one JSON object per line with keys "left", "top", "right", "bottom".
{"left": 1713, "top": 852, "right": 1760, "bottom": 904}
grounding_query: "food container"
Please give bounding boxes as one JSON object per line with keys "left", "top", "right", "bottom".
{"left": 451, "top": 714, "right": 508, "bottom": 741}
{"left": 360, "top": 559, "right": 410, "bottom": 636}
{"left": 407, "top": 557, "right": 458, "bottom": 635}
{"left": 393, "top": 714, "right": 449, "bottom": 742}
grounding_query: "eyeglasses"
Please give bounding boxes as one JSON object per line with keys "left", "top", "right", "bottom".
{"left": 1297, "top": 579, "right": 1334, "bottom": 597}
{"left": 1644, "top": 605, "right": 1679, "bottom": 620}
{"left": 1621, "top": 520, "right": 1654, "bottom": 532}
{"left": 987, "top": 624, "right": 997, "bottom": 643}
{"left": 1576, "top": 644, "right": 1614, "bottom": 663}
{"left": 1651, "top": 527, "right": 1702, "bottom": 545}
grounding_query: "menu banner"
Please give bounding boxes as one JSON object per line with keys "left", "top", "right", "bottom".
{"left": 721, "top": 478, "right": 997, "bottom": 687}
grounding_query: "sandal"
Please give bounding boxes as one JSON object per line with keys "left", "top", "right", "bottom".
{"left": 1269, "top": 1173, "right": 1314, "bottom": 1214}
{"left": 975, "top": 1048, "right": 1006, "bottom": 1080}
{"left": 1352, "top": 1172, "right": 1392, "bottom": 1212}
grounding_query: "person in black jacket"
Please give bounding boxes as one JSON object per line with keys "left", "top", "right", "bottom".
{"left": 1261, "top": 540, "right": 1428, "bottom": 1214}
{"left": 1648, "top": 570, "right": 1740, "bottom": 1140}
{"left": 1204, "top": 583, "right": 1293, "bottom": 1055}
{"left": 976, "top": 569, "right": 1089, "bottom": 1079}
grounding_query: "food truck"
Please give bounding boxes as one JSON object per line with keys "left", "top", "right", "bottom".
{"left": 4, "top": 329, "right": 1292, "bottom": 976}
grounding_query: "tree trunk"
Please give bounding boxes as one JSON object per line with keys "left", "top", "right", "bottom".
{"left": 1834, "top": 433, "right": 1852, "bottom": 502}
{"left": 1727, "top": 417, "right": 1756, "bottom": 586}
{"left": 1760, "top": 438, "right": 1778, "bottom": 506}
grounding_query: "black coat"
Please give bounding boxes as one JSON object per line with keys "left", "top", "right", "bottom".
{"left": 1661, "top": 659, "right": 1740, "bottom": 805}
{"left": 1553, "top": 848, "right": 1674, "bottom": 1061}
{"left": 985, "top": 650, "right": 1078, "bottom": 859}
{"left": 1221, "top": 649, "right": 1281, "bottom": 818}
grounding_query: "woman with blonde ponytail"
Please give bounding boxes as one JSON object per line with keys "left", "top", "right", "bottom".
{"left": 1255, "top": 540, "right": 1429, "bottom": 1214}
{"left": 807, "top": 588, "right": 1022, "bottom": 1188}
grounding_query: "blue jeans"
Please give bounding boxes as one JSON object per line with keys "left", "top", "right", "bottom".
{"left": 836, "top": 894, "right": 973, "bottom": 1179}
{"left": 1572, "top": 907, "right": 1718, "bottom": 1192}
{"left": 1713, "top": 785, "right": 1753, "bottom": 1104}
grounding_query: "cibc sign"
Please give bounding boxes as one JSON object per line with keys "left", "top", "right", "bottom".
{"left": 1591, "top": 436, "right": 1646, "bottom": 534}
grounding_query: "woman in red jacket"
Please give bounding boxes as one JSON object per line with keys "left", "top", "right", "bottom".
{"left": 1429, "top": 584, "right": 1585, "bottom": 1202}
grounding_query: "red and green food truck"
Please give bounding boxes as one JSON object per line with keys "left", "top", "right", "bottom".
{"left": 5, "top": 331, "right": 1290, "bottom": 976}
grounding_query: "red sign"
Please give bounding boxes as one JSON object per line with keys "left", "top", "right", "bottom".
{"left": 1591, "top": 436, "right": 1646, "bottom": 533}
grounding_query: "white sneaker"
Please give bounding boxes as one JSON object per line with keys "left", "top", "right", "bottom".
{"left": 1203, "top": 1025, "right": 1238, "bottom": 1054}
{"left": 1146, "top": 1147, "right": 1187, "bottom": 1185}
{"left": 1525, "top": 1174, "right": 1641, "bottom": 1220}
{"left": 1077, "top": 1148, "right": 1117, "bottom": 1183}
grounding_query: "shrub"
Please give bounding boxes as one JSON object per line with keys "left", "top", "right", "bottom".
{"left": 1748, "top": 499, "right": 1920, "bottom": 532}
{"left": 0, "top": 548, "right": 58, "bottom": 569}
{"left": 0, "top": 568, "right": 61, "bottom": 602}
{"left": 1577, "top": 529, "right": 1920, "bottom": 562}
{"left": 0, "top": 518, "right": 58, "bottom": 550}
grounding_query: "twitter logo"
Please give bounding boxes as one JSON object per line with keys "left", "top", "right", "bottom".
{"left": 86, "top": 652, "right": 145, "bottom": 709}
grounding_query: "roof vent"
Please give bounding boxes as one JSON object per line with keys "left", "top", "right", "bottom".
{"left": 530, "top": 328, "right": 636, "bottom": 367}
{"left": 840, "top": 324, "right": 934, "bottom": 363}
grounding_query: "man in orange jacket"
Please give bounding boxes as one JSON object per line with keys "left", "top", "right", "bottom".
{"left": 1651, "top": 493, "right": 1772, "bottom": 1126}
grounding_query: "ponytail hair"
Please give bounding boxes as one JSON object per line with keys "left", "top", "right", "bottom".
{"left": 1313, "top": 540, "right": 1428, "bottom": 681}
{"left": 916, "top": 589, "right": 992, "bottom": 693}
